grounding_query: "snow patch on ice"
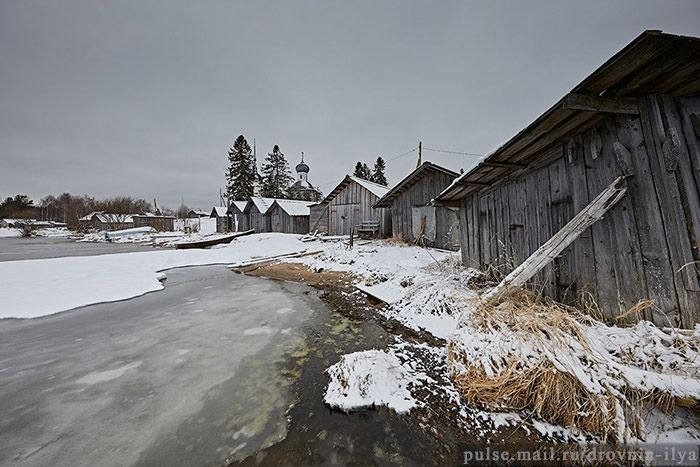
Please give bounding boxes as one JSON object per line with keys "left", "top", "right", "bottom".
{"left": 0, "top": 233, "right": 308, "bottom": 319}
{"left": 324, "top": 349, "right": 421, "bottom": 414}
{"left": 76, "top": 361, "right": 142, "bottom": 385}
{"left": 243, "top": 326, "right": 275, "bottom": 336}
{"left": 0, "top": 228, "right": 21, "bottom": 238}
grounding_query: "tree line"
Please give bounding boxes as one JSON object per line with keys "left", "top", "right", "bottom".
{"left": 226, "top": 135, "right": 298, "bottom": 201}
{"left": 353, "top": 157, "right": 388, "bottom": 186}
{"left": 0, "top": 193, "right": 154, "bottom": 229}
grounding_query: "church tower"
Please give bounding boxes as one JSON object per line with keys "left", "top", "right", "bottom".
{"left": 287, "top": 152, "right": 322, "bottom": 202}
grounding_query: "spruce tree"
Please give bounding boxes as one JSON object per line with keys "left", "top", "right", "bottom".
{"left": 353, "top": 162, "right": 365, "bottom": 179}
{"left": 225, "top": 135, "right": 256, "bottom": 201}
{"left": 372, "top": 156, "right": 388, "bottom": 186}
{"left": 260, "top": 145, "right": 294, "bottom": 198}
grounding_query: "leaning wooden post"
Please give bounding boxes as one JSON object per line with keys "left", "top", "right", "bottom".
{"left": 483, "top": 176, "right": 628, "bottom": 305}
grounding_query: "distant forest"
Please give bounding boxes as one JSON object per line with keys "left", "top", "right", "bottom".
{"left": 0, "top": 193, "right": 171, "bottom": 229}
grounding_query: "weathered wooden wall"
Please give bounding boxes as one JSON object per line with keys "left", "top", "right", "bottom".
{"left": 459, "top": 95, "right": 700, "bottom": 327}
{"left": 133, "top": 216, "right": 174, "bottom": 232}
{"left": 248, "top": 207, "right": 269, "bottom": 233}
{"left": 232, "top": 208, "right": 248, "bottom": 232}
{"left": 309, "top": 203, "right": 328, "bottom": 234}
{"left": 390, "top": 170, "right": 458, "bottom": 243}
{"left": 268, "top": 206, "right": 310, "bottom": 234}
{"left": 327, "top": 180, "right": 391, "bottom": 236}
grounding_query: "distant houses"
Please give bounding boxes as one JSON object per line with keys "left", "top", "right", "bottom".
{"left": 79, "top": 212, "right": 135, "bottom": 231}
{"left": 78, "top": 211, "right": 174, "bottom": 232}
{"left": 211, "top": 161, "right": 463, "bottom": 241}
{"left": 132, "top": 214, "right": 175, "bottom": 232}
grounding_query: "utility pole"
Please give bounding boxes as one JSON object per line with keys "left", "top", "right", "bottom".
{"left": 416, "top": 141, "right": 422, "bottom": 168}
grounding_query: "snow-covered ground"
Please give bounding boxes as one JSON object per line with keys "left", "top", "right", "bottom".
{"left": 78, "top": 217, "right": 219, "bottom": 247}
{"left": 286, "top": 240, "right": 700, "bottom": 444}
{"left": 3, "top": 233, "right": 698, "bottom": 444}
{"left": 0, "top": 228, "right": 21, "bottom": 238}
{"left": 0, "top": 233, "right": 308, "bottom": 319}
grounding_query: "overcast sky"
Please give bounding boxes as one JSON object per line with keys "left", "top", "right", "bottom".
{"left": 1, "top": 1, "right": 699, "bottom": 209}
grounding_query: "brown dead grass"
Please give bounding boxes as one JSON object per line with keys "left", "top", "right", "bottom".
{"left": 448, "top": 290, "right": 661, "bottom": 442}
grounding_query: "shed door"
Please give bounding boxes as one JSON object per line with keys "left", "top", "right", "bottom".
{"left": 331, "top": 204, "right": 359, "bottom": 235}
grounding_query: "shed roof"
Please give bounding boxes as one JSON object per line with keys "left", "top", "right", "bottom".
{"left": 245, "top": 197, "right": 276, "bottom": 214}
{"left": 211, "top": 206, "right": 228, "bottom": 217}
{"left": 224, "top": 201, "right": 248, "bottom": 215}
{"left": 265, "top": 199, "right": 312, "bottom": 217}
{"left": 438, "top": 30, "right": 700, "bottom": 202}
{"left": 320, "top": 175, "right": 390, "bottom": 204}
{"left": 374, "top": 162, "right": 459, "bottom": 208}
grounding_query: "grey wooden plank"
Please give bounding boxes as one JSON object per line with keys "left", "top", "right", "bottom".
{"left": 568, "top": 135, "right": 598, "bottom": 303}
{"left": 639, "top": 95, "right": 700, "bottom": 328}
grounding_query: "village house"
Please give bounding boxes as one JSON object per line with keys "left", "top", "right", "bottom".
{"left": 374, "top": 162, "right": 460, "bottom": 250}
{"left": 132, "top": 214, "right": 175, "bottom": 232}
{"left": 78, "top": 212, "right": 134, "bottom": 231}
{"left": 437, "top": 30, "right": 700, "bottom": 328}
{"left": 309, "top": 175, "right": 391, "bottom": 237}
{"left": 265, "top": 199, "right": 311, "bottom": 234}
{"left": 186, "top": 209, "right": 209, "bottom": 218}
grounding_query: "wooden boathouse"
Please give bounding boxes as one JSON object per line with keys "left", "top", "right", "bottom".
{"left": 374, "top": 162, "right": 460, "bottom": 250}
{"left": 437, "top": 30, "right": 700, "bottom": 328}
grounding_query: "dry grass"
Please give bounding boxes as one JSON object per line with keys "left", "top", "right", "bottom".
{"left": 447, "top": 291, "right": 690, "bottom": 442}
{"left": 385, "top": 234, "right": 408, "bottom": 246}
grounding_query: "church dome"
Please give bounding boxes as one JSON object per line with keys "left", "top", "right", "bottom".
{"left": 296, "top": 160, "right": 309, "bottom": 173}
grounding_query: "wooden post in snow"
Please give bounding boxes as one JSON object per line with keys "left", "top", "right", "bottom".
{"left": 483, "top": 176, "right": 628, "bottom": 305}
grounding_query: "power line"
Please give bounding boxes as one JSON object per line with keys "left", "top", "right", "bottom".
{"left": 385, "top": 146, "right": 418, "bottom": 162}
{"left": 422, "top": 147, "right": 484, "bottom": 157}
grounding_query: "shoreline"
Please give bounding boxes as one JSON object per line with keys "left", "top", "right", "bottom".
{"left": 231, "top": 260, "right": 526, "bottom": 464}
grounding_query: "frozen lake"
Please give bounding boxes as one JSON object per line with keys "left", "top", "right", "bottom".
{"left": 0, "top": 236, "right": 152, "bottom": 262}
{"left": 0, "top": 263, "right": 318, "bottom": 466}
{"left": 0, "top": 238, "right": 447, "bottom": 466}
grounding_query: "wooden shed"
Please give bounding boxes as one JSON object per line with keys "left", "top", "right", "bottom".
{"left": 265, "top": 199, "right": 311, "bottom": 234}
{"left": 223, "top": 201, "right": 248, "bottom": 232}
{"left": 245, "top": 197, "right": 274, "bottom": 233}
{"left": 132, "top": 214, "right": 174, "bottom": 232}
{"left": 317, "top": 175, "right": 391, "bottom": 236}
{"left": 308, "top": 203, "right": 329, "bottom": 234}
{"left": 78, "top": 212, "right": 134, "bottom": 231}
{"left": 374, "top": 162, "right": 460, "bottom": 250}
{"left": 437, "top": 30, "right": 700, "bottom": 328}
{"left": 211, "top": 206, "right": 228, "bottom": 233}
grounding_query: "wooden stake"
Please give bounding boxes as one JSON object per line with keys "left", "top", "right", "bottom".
{"left": 483, "top": 176, "right": 628, "bottom": 304}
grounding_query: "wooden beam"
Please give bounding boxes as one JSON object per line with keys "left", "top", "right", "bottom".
{"left": 459, "top": 180, "right": 491, "bottom": 187}
{"left": 563, "top": 93, "right": 640, "bottom": 115}
{"left": 482, "top": 176, "right": 628, "bottom": 304}
{"left": 480, "top": 161, "right": 528, "bottom": 169}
